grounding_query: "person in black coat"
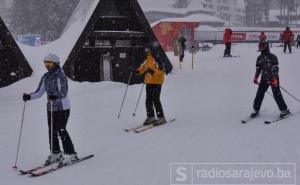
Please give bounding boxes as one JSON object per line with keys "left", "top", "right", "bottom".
{"left": 296, "top": 34, "right": 300, "bottom": 48}
{"left": 177, "top": 34, "right": 186, "bottom": 62}
{"left": 251, "top": 42, "right": 290, "bottom": 118}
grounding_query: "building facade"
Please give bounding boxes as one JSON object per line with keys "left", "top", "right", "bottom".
{"left": 193, "top": 0, "right": 246, "bottom": 26}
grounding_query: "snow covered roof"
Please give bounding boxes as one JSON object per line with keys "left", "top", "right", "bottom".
{"left": 195, "top": 25, "right": 218, "bottom": 31}
{"left": 137, "top": 0, "right": 214, "bottom": 14}
{"left": 185, "top": 14, "right": 225, "bottom": 23}
{"left": 19, "top": 0, "right": 99, "bottom": 75}
{"left": 151, "top": 13, "right": 224, "bottom": 27}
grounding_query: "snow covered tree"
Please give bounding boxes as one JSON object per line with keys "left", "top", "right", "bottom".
{"left": 279, "top": 0, "right": 300, "bottom": 25}
{"left": 245, "top": 0, "right": 271, "bottom": 26}
{"left": 10, "top": 0, "right": 79, "bottom": 41}
{"left": 173, "top": 0, "right": 190, "bottom": 8}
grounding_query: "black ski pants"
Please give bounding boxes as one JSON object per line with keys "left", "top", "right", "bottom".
{"left": 283, "top": 42, "right": 292, "bottom": 53}
{"left": 180, "top": 49, "right": 185, "bottom": 62}
{"left": 297, "top": 41, "right": 300, "bottom": 48}
{"left": 146, "top": 84, "right": 164, "bottom": 118}
{"left": 224, "top": 43, "right": 232, "bottom": 56}
{"left": 47, "top": 109, "right": 75, "bottom": 154}
{"left": 253, "top": 81, "right": 288, "bottom": 112}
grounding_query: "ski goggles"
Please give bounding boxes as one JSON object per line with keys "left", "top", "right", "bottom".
{"left": 44, "top": 61, "right": 55, "bottom": 68}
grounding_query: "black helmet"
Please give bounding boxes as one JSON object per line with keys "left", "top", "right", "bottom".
{"left": 259, "top": 41, "right": 270, "bottom": 52}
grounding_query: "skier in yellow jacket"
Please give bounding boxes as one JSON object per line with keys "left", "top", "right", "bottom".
{"left": 133, "top": 51, "right": 166, "bottom": 126}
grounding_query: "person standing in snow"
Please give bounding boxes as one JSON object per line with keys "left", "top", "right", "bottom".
{"left": 132, "top": 50, "right": 166, "bottom": 126}
{"left": 258, "top": 31, "right": 267, "bottom": 51}
{"left": 259, "top": 31, "right": 267, "bottom": 43}
{"left": 177, "top": 34, "right": 186, "bottom": 62}
{"left": 22, "top": 53, "right": 78, "bottom": 166}
{"left": 223, "top": 28, "right": 232, "bottom": 57}
{"left": 296, "top": 34, "right": 300, "bottom": 48}
{"left": 251, "top": 42, "right": 290, "bottom": 118}
{"left": 282, "top": 27, "right": 294, "bottom": 53}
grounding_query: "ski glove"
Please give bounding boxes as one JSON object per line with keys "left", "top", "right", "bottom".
{"left": 271, "top": 78, "right": 279, "bottom": 87}
{"left": 23, "top": 93, "right": 31, "bottom": 102}
{"left": 129, "top": 67, "right": 139, "bottom": 74}
{"left": 145, "top": 68, "right": 154, "bottom": 75}
{"left": 48, "top": 95, "right": 59, "bottom": 100}
{"left": 253, "top": 77, "right": 259, "bottom": 85}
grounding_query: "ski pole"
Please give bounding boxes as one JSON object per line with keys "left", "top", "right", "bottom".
{"left": 132, "top": 83, "right": 145, "bottom": 117}
{"left": 117, "top": 72, "right": 133, "bottom": 118}
{"left": 266, "top": 90, "right": 274, "bottom": 98}
{"left": 12, "top": 102, "right": 26, "bottom": 169}
{"left": 280, "top": 86, "right": 300, "bottom": 103}
{"left": 50, "top": 100, "right": 54, "bottom": 171}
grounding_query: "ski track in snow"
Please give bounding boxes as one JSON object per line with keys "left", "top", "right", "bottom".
{"left": 1, "top": 43, "right": 300, "bottom": 184}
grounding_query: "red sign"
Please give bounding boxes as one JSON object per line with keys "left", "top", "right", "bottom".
{"left": 232, "top": 32, "right": 246, "bottom": 41}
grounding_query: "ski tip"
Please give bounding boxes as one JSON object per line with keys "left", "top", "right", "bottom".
{"left": 264, "top": 121, "right": 271, "bottom": 124}
{"left": 19, "top": 170, "right": 26, "bottom": 174}
{"left": 241, "top": 120, "right": 246, "bottom": 124}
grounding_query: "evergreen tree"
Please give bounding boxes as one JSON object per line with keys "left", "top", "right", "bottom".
{"left": 10, "top": 0, "right": 79, "bottom": 41}
{"left": 173, "top": 0, "right": 190, "bottom": 8}
{"left": 245, "top": 0, "right": 272, "bottom": 26}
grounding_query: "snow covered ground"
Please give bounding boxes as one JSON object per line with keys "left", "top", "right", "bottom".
{"left": 1, "top": 43, "right": 300, "bottom": 185}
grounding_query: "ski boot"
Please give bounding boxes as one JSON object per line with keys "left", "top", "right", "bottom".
{"left": 279, "top": 109, "right": 290, "bottom": 118}
{"left": 59, "top": 153, "right": 78, "bottom": 166}
{"left": 250, "top": 110, "right": 259, "bottom": 118}
{"left": 44, "top": 152, "right": 62, "bottom": 165}
{"left": 153, "top": 117, "right": 167, "bottom": 126}
{"left": 143, "top": 117, "right": 155, "bottom": 126}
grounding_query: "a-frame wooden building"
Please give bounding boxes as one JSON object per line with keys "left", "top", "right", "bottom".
{"left": 0, "top": 17, "right": 32, "bottom": 88}
{"left": 63, "top": 0, "right": 173, "bottom": 84}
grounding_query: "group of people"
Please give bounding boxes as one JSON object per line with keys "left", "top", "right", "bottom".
{"left": 22, "top": 27, "right": 297, "bottom": 165}
{"left": 222, "top": 27, "right": 293, "bottom": 118}
{"left": 223, "top": 27, "right": 300, "bottom": 56}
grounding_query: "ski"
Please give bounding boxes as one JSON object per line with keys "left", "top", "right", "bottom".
{"left": 264, "top": 114, "right": 292, "bottom": 124}
{"left": 134, "top": 119, "right": 176, "bottom": 133}
{"left": 241, "top": 115, "right": 260, "bottom": 124}
{"left": 19, "top": 163, "right": 55, "bottom": 175}
{"left": 219, "top": 55, "right": 240, "bottom": 58}
{"left": 241, "top": 117, "right": 254, "bottom": 124}
{"left": 124, "top": 124, "right": 145, "bottom": 132}
{"left": 29, "top": 154, "right": 94, "bottom": 177}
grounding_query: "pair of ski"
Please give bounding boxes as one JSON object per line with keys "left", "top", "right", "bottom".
{"left": 219, "top": 55, "right": 240, "bottom": 58}
{"left": 18, "top": 154, "right": 94, "bottom": 177}
{"left": 241, "top": 114, "right": 292, "bottom": 124}
{"left": 125, "top": 118, "right": 176, "bottom": 133}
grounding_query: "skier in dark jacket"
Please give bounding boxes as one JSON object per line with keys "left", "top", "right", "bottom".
{"left": 251, "top": 42, "right": 290, "bottom": 118}
{"left": 22, "top": 53, "right": 78, "bottom": 166}
{"left": 177, "top": 34, "right": 186, "bottom": 62}
{"left": 296, "top": 34, "right": 300, "bottom": 48}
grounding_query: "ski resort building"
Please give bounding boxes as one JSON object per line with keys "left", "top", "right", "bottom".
{"left": 151, "top": 14, "right": 225, "bottom": 52}
{"left": 63, "top": 0, "right": 172, "bottom": 84}
{"left": 0, "top": 17, "right": 32, "bottom": 88}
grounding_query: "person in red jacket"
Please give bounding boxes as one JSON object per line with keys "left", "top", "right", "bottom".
{"left": 223, "top": 28, "right": 232, "bottom": 57}
{"left": 259, "top": 31, "right": 267, "bottom": 43}
{"left": 258, "top": 31, "right": 267, "bottom": 51}
{"left": 282, "top": 27, "right": 294, "bottom": 53}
